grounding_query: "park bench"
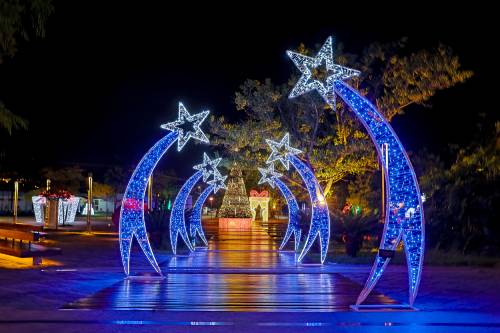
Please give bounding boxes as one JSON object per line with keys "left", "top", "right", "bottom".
{"left": 0, "top": 222, "right": 61, "bottom": 265}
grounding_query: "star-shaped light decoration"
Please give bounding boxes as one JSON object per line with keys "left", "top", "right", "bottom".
{"left": 160, "top": 102, "right": 210, "bottom": 151}
{"left": 258, "top": 163, "right": 283, "bottom": 188}
{"left": 287, "top": 36, "right": 360, "bottom": 109}
{"left": 207, "top": 171, "right": 227, "bottom": 194}
{"left": 193, "top": 152, "right": 222, "bottom": 182}
{"left": 265, "top": 133, "right": 302, "bottom": 170}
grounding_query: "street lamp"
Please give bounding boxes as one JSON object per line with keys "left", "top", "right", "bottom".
{"left": 87, "top": 173, "right": 93, "bottom": 233}
{"left": 13, "top": 181, "right": 19, "bottom": 224}
{"left": 209, "top": 196, "right": 214, "bottom": 217}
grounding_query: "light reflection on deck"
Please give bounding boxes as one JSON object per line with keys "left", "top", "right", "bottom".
{"left": 63, "top": 220, "right": 397, "bottom": 311}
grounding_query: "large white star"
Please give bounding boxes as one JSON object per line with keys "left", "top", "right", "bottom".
{"left": 207, "top": 170, "right": 227, "bottom": 194}
{"left": 193, "top": 152, "right": 222, "bottom": 182}
{"left": 258, "top": 163, "right": 283, "bottom": 188}
{"left": 160, "top": 102, "right": 210, "bottom": 151}
{"left": 287, "top": 36, "right": 360, "bottom": 108}
{"left": 265, "top": 133, "right": 302, "bottom": 170}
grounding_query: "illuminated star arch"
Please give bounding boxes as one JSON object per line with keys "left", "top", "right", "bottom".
{"left": 189, "top": 171, "right": 227, "bottom": 247}
{"left": 287, "top": 36, "right": 425, "bottom": 306}
{"left": 258, "top": 163, "right": 301, "bottom": 251}
{"left": 265, "top": 134, "right": 330, "bottom": 263}
{"left": 170, "top": 153, "right": 224, "bottom": 254}
{"left": 119, "top": 102, "right": 209, "bottom": 276}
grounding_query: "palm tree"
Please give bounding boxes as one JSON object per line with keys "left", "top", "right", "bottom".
{"left": 0, "top": 102, "right": 28, "bottom": 134}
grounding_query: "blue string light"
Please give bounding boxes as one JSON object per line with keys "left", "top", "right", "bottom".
{"left": 119, "top": 131, "right": 178, "bottom": 276}
{"left": 258, "top": 163, "right": 301, "bottom": 251}
{"left": 171, "top": 154, "right": 226, "bottom": 253}
{"left": 289, "top": 155, "right": 330, "bottom": 263}
{"left": 189, "top": 185, "right": 214, "bottom": 247}
{"left": 274, "top": 178, "right": 301, "bottom": 252}
{"left": 119, "top": 102, "right": 210, "bottom": 276}
{"left": 189, "top": 170, "right": 227, "bottom": 248}
{"left": 334, "top": 80, "right": 424, "bottom": 306}
{"left": 265, "top": 135, "right": 330, "bottom": 263}
{"left": 170, "top": 171, "right": 201, "bottom": 254}
{"left": 286, "top": 36, "right": 424, "bottom": 305}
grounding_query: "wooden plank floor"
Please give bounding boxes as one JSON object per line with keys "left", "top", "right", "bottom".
{"left": 63, "top": 220, "right": 397, "bottom": 311}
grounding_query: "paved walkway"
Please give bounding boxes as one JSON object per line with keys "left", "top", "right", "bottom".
{"left": 63, "top": 221, "right": 395, "bottom": 311}
{"left": 0, "top": 218, "right": 499, "bottom": 332}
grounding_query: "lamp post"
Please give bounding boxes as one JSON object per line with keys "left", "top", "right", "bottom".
{"left": 44, "top": 179, "right": 51, "bottom": 227}
{"left": 13, "top": 181, "right": 19, "bottom": 224}
{"left": 147, "top": 175, "right": 153, "bottom": 211}
{"left": 380, "top": 143, "right": 389, "bottom": 221}
{"left": 209, "top": 196, "right": 214, "bottom": 217}
{"left": 87, "top": 173, "right": 93, "bottom": 233}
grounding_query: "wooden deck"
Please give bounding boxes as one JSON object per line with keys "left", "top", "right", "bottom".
{"left": 63, "top": 219, "right": 397, "bottom": 311}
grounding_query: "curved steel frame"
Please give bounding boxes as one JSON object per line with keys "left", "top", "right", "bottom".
{"left": 119, "top": 131, "right": 178, "bottom": 276}
{"left": 170, "top": 171, "right": 202, "bottom": 254}
{"left": 289, "top": 155, "right": 330, "bottom": 263}
{"left": 334, "top": 81, "right": 424, "bottom": 306}
{"left": 189, "top": 185, "right": 213, "bottom": 247}
{"left": 274, "top": 177, "right": 301, "bottom": 251}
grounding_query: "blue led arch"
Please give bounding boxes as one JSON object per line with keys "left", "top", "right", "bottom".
{"left": 334, "top": 81, "right": 424, "bottom": 306}
{"left": 119, "top": 132, "right": 178, "bottom": 276}
{"left": 289, "top": 156, "right": 330, "bottom": 263}
{"left": 286, "top": 36, "right": 424, "bottom": 306}
{"left": 189, "top": 185, "right": 213, "bottom": 247}
{"left": 119, "top": 102, "right": 209, "bottom": 276}
{"left": 274, "top": 178, "right": 301, "bottom": 252}
{"left": 265, "top": 134, "right": 330, "bottom": 263}
{"left": 172, "top": 154, "right": 226, "bottom": 252}
{"left": 258, "top": 163, "right": 301, "bottom": 251}
{"left": 170, "top": 171, "right": 202, "bottom": 254}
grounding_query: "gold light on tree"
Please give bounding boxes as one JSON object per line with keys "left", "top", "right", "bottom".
{"left": 218, "top": 163, "right": 252, "bottom": 218}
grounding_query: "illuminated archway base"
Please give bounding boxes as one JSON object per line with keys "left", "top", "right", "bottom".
{"left": 120, "top": 131, "right": 178, "bottom": 276}
{"left": 170, "top": 171, "right": 201, "bottom": 254}
{"left": 334, "top": 80, "right": 424, "bottom": 306}
{"left": 289, "top": 156, "right": 330, "bottom": 263}
{"left": 274, "top": 178, "right": 301, "bottom": 252}
{"left": 189, "top": 185, "right": 213, "bottom": 247}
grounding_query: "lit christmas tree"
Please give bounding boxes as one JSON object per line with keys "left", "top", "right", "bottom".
{"left": 218, "top": 163, "right": 252, "bottom": 218}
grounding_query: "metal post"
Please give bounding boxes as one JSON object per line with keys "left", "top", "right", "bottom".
{"left": 209, "top": 196, "right": 214, "bottom": 217}
{"left": 147, "top": 175, "right": 153, "bottom": 211}
{"left": 13, "top": 181, "right": 19, "bottom": 223}
{"left": 87, "top": 173, "right": 93, "bottom": 233}
{"left": 381, "top": 143, "right": 389, "bottom": 220}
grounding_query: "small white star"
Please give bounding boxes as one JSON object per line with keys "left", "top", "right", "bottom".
{"left": 287, "top": 36, "right": 360, "bottom": 109}
{"left": 193, "top": 152, "right": 222, "bottom": 182}
{"left": 265, "top": 133, "right": 302, "bottom": 170}
{"left": 258, "top": 163, "right": 283, "bottom": 188}
{"left": 207, "top": 171, "right": 227, "bottom": 194}
{"left": 160, "top": 102, "right": 210, "bottom": 151}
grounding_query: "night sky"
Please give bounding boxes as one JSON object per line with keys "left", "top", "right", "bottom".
{"left": 0, "top": 2, "right": 495, "bottom": 178}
